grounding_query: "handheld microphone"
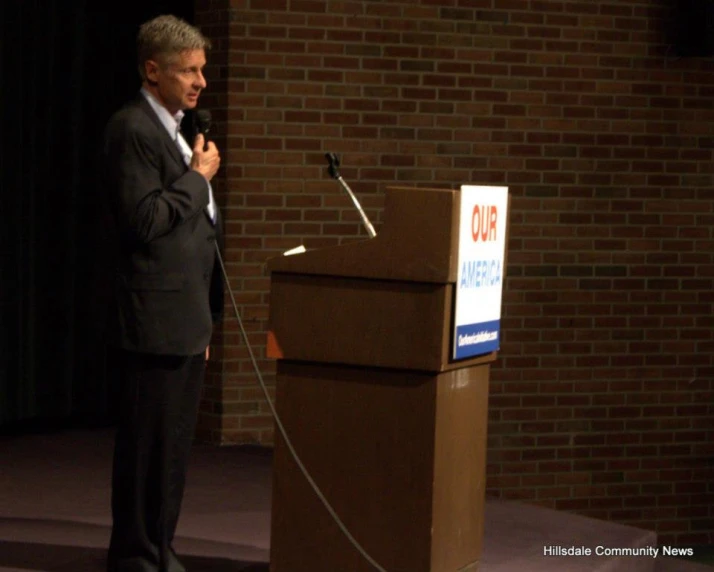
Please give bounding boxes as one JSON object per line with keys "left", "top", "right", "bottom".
{"left": 195, "top": 109, "right": 212, "bottom": 151}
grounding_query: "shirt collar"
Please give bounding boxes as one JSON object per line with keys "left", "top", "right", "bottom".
{"left": 141, "top": 88, "right": 184, "bottom": 139}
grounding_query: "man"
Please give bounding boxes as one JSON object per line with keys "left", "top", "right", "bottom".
{"left": 102, "top": 14, "right": 222, "bottom": 572}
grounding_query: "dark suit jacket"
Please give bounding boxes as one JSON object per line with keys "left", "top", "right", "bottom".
{"left": 102, "top": 93, "right": 223, "bottom": 356}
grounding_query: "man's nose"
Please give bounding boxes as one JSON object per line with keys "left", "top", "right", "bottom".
{"left": 194, "top": 71, "right": 207, "bottom": 89}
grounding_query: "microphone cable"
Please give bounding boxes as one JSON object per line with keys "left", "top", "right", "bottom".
{"left": 213, "top": 242, "right": 388, "bottom": 572}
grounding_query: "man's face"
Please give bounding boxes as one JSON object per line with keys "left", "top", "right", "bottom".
{"left": 145, "top": 49, "right": 207, "bottom": 114}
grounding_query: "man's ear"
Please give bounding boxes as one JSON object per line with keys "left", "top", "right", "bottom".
{"left": 145, "top": 60, "right": 160, "bottom": 86}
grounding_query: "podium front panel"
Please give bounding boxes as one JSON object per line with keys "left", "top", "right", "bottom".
{"left": 268, "top": 273, "right": 453, "bottom": 371}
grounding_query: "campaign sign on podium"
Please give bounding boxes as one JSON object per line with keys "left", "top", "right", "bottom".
{"left": 453, "top": 185, "right": 509, "bottom": 360}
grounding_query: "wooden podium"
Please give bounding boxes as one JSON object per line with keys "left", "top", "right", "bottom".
{"left": 266, "top": 187, "right": 499, "bottom": 572}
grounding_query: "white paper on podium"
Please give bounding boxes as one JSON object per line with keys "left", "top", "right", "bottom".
{"left": 283, "top": 245, "right": 306, "bottom": 256}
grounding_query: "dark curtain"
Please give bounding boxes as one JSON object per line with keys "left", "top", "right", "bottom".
{"left": 0, "top": 0, "right": 193, "bottom": 430}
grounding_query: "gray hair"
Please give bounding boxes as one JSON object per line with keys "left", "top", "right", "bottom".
{"left": 137, "top": 15, "right": 211, "bottom": 80}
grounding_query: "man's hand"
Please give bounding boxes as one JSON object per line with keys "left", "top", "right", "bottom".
{"left": 191, "top": 134, "right": 220, "bottom": 181}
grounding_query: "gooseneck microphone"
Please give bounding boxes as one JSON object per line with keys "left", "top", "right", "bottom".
{"left": 195, "top": 109, "right": 212, "bottom": 151}
{"left": 325, "top": 153, "right": 377, "bottom": 239}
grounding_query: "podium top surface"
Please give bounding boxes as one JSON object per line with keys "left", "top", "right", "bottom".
{"left": 268, "top": 186, "right": 460, "bottom": 284}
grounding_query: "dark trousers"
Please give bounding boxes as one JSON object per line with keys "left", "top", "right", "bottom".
{"left": 107, "top": 348, "right": 205, "bottom": 572}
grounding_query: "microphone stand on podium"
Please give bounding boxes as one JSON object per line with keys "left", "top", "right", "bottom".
{"left": 325, "top": 153, "right": 377, "bottom": 239}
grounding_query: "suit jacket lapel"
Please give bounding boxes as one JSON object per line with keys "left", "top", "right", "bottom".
{"left": 135, "top": 94, "right": 187, "bottom": 171}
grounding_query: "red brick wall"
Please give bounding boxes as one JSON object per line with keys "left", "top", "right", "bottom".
{"left": 195, "top": 0, "right": 714, "bottom": 545}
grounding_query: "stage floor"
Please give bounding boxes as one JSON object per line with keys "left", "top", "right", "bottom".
{"left": 0, "top": 429, "right": 710, "bottom": 571}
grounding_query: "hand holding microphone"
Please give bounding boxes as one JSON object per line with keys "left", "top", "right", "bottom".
{"left": 191, "top": 110, "right": 220, "bottom": 181}
{"left": 191, "top": 136, "right": 220, "bottom": 181}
